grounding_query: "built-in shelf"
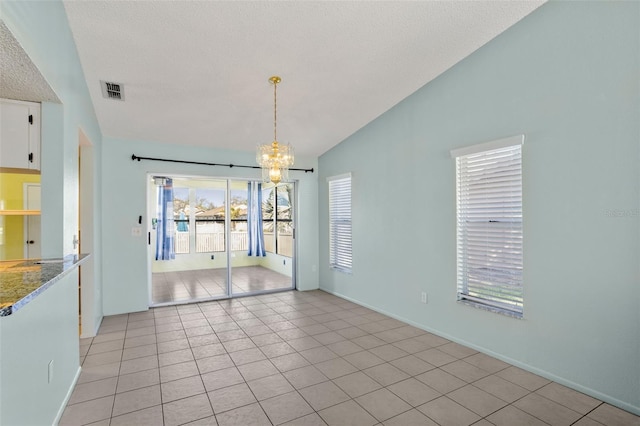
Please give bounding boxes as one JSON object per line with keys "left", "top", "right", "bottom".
{"left": 0, "top": 210, "right": 40, "bottom": 216}
{"left": 0, "top": 167, "right": 41, "bottom": 175}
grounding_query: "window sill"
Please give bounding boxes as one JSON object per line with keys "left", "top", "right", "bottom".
{"left": 330, "top": 266, "right": 352, "bottom": 275}
{"left": 457, "top": 299, "right": 523, "bottom": 319}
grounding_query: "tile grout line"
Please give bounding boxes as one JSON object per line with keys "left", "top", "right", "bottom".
{"left": 108, "top": 313, "right": 129, "bottom": 424}
{"left": 570, "top": 402, "right": 606, "bottom": 426}
{"left": 152, "top": 310, "right": 167, "bottom": 426}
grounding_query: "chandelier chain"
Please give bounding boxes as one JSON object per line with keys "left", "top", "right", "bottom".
{"left": 273, "top": 78, "right": 277, "bottom": 142}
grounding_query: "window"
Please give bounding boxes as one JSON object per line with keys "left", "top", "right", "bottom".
{"left": 195, "top": 188, "right": 226, "bottom": 253}
{"left": 328, "top": 174, "right": 352, "bottom": 272}
{"left": 261, "top": 184, "right": 294, "bottom": 257}
{"left": 451, "top": 135, "right": 524, "bottom": 317}
{"left": 173, "top": 187, "right": 190, "bottom": 254}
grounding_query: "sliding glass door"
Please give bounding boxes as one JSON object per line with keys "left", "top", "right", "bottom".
{"left": 230, "top": 180, "right": 295, "bottom": 296}
{"left": 150, "top": 178, "right": 230, "bottom": 304}
{"left": 149, "top": 175, "right": 295, "bottom": 306}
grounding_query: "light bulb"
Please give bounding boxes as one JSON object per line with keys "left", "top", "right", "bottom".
{"left": 269, "top": 167, "right": 282, "bottom": 184}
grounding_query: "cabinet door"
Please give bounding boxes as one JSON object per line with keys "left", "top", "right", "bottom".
{"left": 0, "top": 99, "right": 40, "bottom": 170}
{"left": 27, "top": 104, "right": 40, "bottom": 170}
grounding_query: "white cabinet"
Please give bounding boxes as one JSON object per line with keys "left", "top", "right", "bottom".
{"left": 0, "top": 99, "right": 41, "bottom": 171}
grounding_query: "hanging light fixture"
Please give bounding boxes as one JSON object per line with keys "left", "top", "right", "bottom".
{"left": 257, "top": 76, "right": 294, "bottom": 184}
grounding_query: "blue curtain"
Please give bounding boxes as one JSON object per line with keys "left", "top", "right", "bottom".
{"left": 156, "top": 178, "right": 175, "bottom": 260}
{"left": 247, "top": 181, "right": 266, "bottom": 257}
{"left": 177, "top": 211, "right": 188, "bottom": 232}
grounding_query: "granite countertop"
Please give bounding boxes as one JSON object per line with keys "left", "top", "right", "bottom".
{"left": 0, "top": 254, "right": 89, "bottom": 317}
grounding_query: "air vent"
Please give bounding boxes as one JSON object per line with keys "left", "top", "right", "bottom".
{"left": 100, "top": 80, "right": 125, "bottom": 101}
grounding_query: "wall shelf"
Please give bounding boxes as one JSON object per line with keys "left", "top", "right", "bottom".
{"left": 0, "top": 167, "right": 40, "bottom": 175}
{"left": 0, "top": 210, "right": 40, "bottom": 216}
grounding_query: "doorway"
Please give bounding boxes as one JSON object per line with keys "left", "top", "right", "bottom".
{"left": 23, "top": 183, "right": 41, "bottom": 259}
{"left": 148, "top": 175, "right": 296, "bottom": 306}
{"left": 78, "top": 130, "right": 97, "bottom": 337}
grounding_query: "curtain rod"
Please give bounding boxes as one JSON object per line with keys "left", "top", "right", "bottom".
{"left": 131, "top": 154, "right": 314, "bottom": 173}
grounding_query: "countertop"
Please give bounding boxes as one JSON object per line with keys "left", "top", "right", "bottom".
{"left": 0, "top": 254, "right": 89, "bottom": 317}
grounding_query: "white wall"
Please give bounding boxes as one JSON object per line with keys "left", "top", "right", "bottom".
{"left": 318, "top": 1, "right": 639, "bottom": 414}
{"left": 257, "top": 252, "right": 293, "bottom": 278}
{"left": 102, "top": 137, "right": 318, "bottom": 315}
{"left": 152, "top": 252, "right": 293, "bottom": 278}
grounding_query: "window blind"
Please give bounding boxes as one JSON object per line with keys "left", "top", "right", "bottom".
{"left": 454, "top": 142, "right": 523, "bottom": 317}
{"left": 328, "top": 174, "right": 352, "bottom": 272}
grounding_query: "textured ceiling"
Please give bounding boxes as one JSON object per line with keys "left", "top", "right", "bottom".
{"left": 0, "top": 20, "right": 60, "bottom": 103}
{"left": 63, "top": 1, "right": 545, "bottom": 158}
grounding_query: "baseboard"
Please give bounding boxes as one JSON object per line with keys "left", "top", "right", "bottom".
{"left": 79, "top": 314, "right": 103, "bottom": 339}
{"left": 53, "top": 365, "right": 81, "bottom": 426}
{"left": 93, "top": 315, "right": 103, "bottom": 336}
{"left": 320, "top": 288, "right": 640, "bottom": 416}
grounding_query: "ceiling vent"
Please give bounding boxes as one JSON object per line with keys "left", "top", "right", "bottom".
{"left": 100, "top": 80, "right": 124, "bottom": 101}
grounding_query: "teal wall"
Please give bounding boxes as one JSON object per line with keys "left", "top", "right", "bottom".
{"left": 1, "top": 0, "right": 104, "bottom": 420}
{"left": 2, "top": 0, "right": 103, "bottom": 254}
{"left": 2, "top": 0, "right": 104, "bottom": 319}
{"left": 0, "top": 270, "right": 80, "bottom": 426}
{"left": 101, "top": 137, "right": 318, "bottom": 315}
{"left": 3, "top": 0, "right": 638, "bottom": 418}
{"left": 318, "top": 1, "right": 639, "bottom": 414}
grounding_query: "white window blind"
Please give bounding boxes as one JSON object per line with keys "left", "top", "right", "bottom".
{"left": 328, "top": 174, "right": 352, "bottom": 272}
{"left": 453, "top": 137, "right": 523, "bottom": 317}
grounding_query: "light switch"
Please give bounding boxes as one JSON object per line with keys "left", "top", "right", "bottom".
{"left": 48, "top": 360, "right": 54, "bottom": 384}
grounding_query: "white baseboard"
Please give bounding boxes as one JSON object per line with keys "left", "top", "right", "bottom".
{"left": 53, "top": 366, "right": 81, "bottom": 426}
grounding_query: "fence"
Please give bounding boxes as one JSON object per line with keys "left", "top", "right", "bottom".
{"left": 176, "top": 231, "right": 291, "bottom": 256}
{"left": 175, "top": 231, "right": 248, "bottom": 254}
{"left": 264, "top": 232, "right": 293, "bottom": 257}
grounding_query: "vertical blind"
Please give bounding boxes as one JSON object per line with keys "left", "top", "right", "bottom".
{"left": 328, "top": 174, "right": 352, "bottom": 272}
{"left": 454, "top": 141, "right": 523, "bottom": 317}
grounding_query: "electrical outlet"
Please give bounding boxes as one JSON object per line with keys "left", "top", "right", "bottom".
{"left": 421, "top": 292, "right": 428, "bottom": 304}
{"left": 131, "top": 226, "right": 142, "bottom": 237}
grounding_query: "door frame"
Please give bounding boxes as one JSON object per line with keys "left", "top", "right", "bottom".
{"left": 79, "top": 129, "right": 98, "bottom": 337}
{"left": 23, "top": 182, "right": 41, "bottom": 259}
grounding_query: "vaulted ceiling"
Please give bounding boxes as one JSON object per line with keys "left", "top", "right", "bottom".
{"left": 63, "top": 1, "right": 545, "bottom": 158}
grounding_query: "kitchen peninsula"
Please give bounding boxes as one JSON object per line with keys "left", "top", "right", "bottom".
{"left": 0, "top": 254, "right": 89, "bottom": 425}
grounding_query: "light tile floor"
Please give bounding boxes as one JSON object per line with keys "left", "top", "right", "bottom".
{"left": 152, "top": 266, "right": 292, "bottom": 304}
{"left": 63, "top": 290, "right": 640, "bottom": 426}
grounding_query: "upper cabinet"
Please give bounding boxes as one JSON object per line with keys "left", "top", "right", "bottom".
{"left": 0, "top": 99, "right": 41, "bottom": 171}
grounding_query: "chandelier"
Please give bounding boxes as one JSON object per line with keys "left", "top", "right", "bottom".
{"left": 256, "top": 76, "right": 294, "bottom": 184}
